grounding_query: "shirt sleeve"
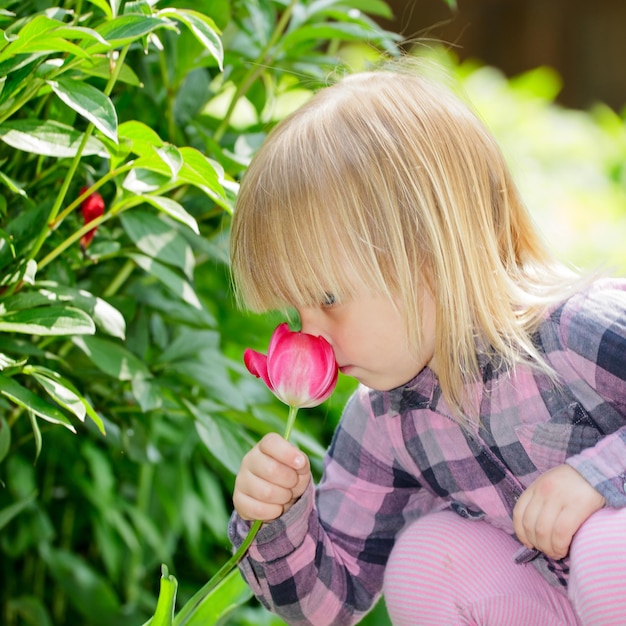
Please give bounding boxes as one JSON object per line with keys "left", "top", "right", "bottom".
{"left": 229, "top": 388, "right": 437, "bottom": 626}
{"left": 553, "top": 279, "right": 626, "bottom": 507}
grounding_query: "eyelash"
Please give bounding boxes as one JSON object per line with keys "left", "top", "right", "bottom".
{"left": 322, "top": 293, "right": 336, "bottom": 307}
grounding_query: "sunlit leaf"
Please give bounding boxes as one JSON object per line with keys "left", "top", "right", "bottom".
{"left": 72, "top": 336, "right": 152, "bottom": 382}
{"left": 24, "top": 365, "right": 106, "bottom": 434}
{"left": 0, "top": 16, "right": 91, "bottom": 62}
{"left": 122, "top": 168, "right": 170, "bottom": 193}
{"left": 154, "top": 144, "right": 183, "bottom": 178}
{"left": 177, "top": 147, "right": 231, "bottom": 211}
{"left": 158, "top": 8, "right": 223, "bottom": 70}
{"left": 34, "top": 283, "right": 126, "bottom": 340}
{"left": 121, "top": 210, "right": 195, "bottom": 277}
{"left": 0, "top": 120, "right": 107, "bottom": 157}
{"left": 118, "top": 120, "right": 164, "bottom": 156}
{"left": 127, "top": 252, "right": 202, "bottom": 309}
{"left": 140, "top": 195, "right": 199, "bottom": 235}
{"left": 94, "top": 15, "right": 177, "bottom": 49}
{"left": 48, "top": 78, "right": 118, "bottom": 143}
{"left": 85, "top": 0, "right": 113, "bottom": 18}
{"left": 0, "top": 306, "right": 95, "bottom": 336}
{"left": 0, "top": 375, "right": 76, "bottom": 432}
{"left": 190, "top": 405, "right": 251, "bottom": 475}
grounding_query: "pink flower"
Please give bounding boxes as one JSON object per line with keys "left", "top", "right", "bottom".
{"left": 244, "top": 323, "right": 338, "bottom": 408}
{"left": 79, "top": 186, "right": 105, "bottom": 250}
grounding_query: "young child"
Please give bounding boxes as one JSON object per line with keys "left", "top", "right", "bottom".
{"left": 228, "top": 63, "right": 626, "bottom": 625}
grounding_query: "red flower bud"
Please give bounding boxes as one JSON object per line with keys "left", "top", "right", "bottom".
{"left": 79, "top": 186, "right": 105, "bottom": 250}
{"left": 244, "top": 323, "right": 338, "bottom": 408}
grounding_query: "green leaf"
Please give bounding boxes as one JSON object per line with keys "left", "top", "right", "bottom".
{"left": 189, "top": 404, "right": 251, "bottom": 475}
{"left": 337, "top": 0, "right": 394, "bottom": 19}
{"left": 281, "top": 21, "right": 397, "bottom": 48}
{"left": 0, "top": 306, "right": 96, "bottom": 336}
{"left": 40, "top": 546, "right": 130, "bottom": 626}
{"left": 0, "top": 120, "right": 107, "bottom": 157}
{"left": 80, "top": 57, "right": 142, "bottom": 86}
{"left": 85, "top": 0, "right": 113, "bottom": 18}
{"left": 0, "top": 491, "right": 37, "bottom": 531}
{"left": 72, "top": 336, "right": 152, "bottom": 382}
{"left": 0, "top": 375, "right": 76, "bottom": 432}
{"left": 6, "top": 596, "right": 52, "bottom": 626}
{"left": 27, "top": 408, "right": 42, "bottom": 462}
{"left": 177, "top": 147, "right": 230, "bottom": 211}
{"left": 34, "top": 283, "right": 126, "bottom": 339}
{"left": 94, "top": 15, "right": 177, "bottom": 48}
{"left": 121, "top": 210, "right": 195, "bottom": 277}
{"left": 173, "top": 567, "right": 251, "bottom": 626}
{"left": 24, "top": 365, "right": 106, "bottom": 434}
{"left": 122, "top": 168, "right": 170, "bottom": 194}
{"left": 128, "top": 252, "right": 202, "bottom": 309}
{"left": 118, "top": 120, "right": 164, "bottom": 156}
{"left": 155, "top": 144, "right": 183, "bottom": 178}
{"left": 142, "top": 565, "right": 177, "bottom": 626}
{"left": 0, "top": 16, "right": 92, "bottom": 63}
{"left": 0, "top": 415, "right": 10, "bottom": 463}
{"left": 140, "top": 195, "right": 199, "bottom": 235}
{"left": 48, "top": 78, "right": 118, "bottom": 143}
{"left": 158, "top": 8, "right": 223, "bottom": 71}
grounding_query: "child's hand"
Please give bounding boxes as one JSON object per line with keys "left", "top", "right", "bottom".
{"left": 513, "top": 463, "right": 605, "bottom": 560}
{"left": 233, "top": 432, "right": 311, "bottom": 522}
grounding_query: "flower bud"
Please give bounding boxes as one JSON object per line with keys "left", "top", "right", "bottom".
{"left": 244, "top": 323, "right": 338, "bottom": 408}
{"left": 79, "top": 186, "right": 105, "bottom": 250}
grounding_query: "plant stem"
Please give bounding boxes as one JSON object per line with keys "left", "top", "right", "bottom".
{"left": 174, "top": 405, "right": 300, "bottom": 625}
{"left": 213, "top": 0, "right": 298, "bottom": 142}
{"left": 28, "top": 44, "right": 130, "bottom": 264}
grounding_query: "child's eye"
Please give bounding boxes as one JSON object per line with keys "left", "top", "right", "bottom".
{"left": 321, "top": 293, "right": 336, "bottom": 307}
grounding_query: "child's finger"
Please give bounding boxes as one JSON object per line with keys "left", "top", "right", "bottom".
{"left": 258, "top": 432, "right": 309, "bottom": 472}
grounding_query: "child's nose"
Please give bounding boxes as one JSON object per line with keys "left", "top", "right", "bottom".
{"left": 298, "top": 307, "right": 330, "bottom": 343}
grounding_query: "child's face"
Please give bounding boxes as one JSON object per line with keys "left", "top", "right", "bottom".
{"left": 296, "top": 287, "right": 436, "bottom": 392}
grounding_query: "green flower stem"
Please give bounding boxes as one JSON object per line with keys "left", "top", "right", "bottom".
{"left": 103, "top": 259, "right": 136, "bottom": 298}
{"left": 51, "top": 163, "right": 135, "bottom": 229}
{"left": 37, "top": 191, "right": 148, "bottom": 270}
{"left": 175, "top": 405, "right": 300, "bottom": 624}
{"left": 28, "top": 44, "right": 130, "bottom": 264}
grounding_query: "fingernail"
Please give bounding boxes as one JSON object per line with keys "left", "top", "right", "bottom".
{"left": 294, "top": 454, "right": 305, "bottom": 468}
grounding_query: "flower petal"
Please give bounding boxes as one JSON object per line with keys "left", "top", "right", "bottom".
{"left": 243, "top": 348, "right": 273, "bottom": 391}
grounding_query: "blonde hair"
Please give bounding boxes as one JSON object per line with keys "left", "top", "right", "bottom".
{"left": 230, "top": 63, "right": 582, "bottom": 421}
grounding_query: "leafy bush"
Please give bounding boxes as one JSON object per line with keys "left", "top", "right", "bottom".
{"left": 0, "top": 1, "right": 400, "bottom": 624}
{"left": 1, "top": 2, "right": 622, "bottom": 625}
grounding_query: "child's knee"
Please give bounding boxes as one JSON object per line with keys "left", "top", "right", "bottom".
{"left": 568, "top": 507, "right": 626, "bottom": 624}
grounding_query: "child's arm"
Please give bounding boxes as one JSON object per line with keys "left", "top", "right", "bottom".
{"left": 516, "top": 279, "right": 626, "bottom": 559}
{"left": 229, "top": 389, "right": 437, "bottom": 626}
{"left": 512, "top": 463, "right": 605, "bottom": 559}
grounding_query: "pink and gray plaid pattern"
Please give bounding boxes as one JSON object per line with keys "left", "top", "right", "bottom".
{"left": 230, "top": 278, "right": 626, "bottom": 626}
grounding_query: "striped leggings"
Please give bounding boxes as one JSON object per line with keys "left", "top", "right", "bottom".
{"left": 384, "top": 507, "right": 626, "bottom": 625}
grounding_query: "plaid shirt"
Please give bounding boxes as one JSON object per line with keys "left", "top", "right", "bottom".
{"left": 230, "top": 278, "right": 626, "bottom": 626}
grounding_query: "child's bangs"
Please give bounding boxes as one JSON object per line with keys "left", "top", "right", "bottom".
{"left": 240, "top": 194, "right": 371, "bottom": 312}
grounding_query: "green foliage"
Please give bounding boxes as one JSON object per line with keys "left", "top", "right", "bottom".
{"left": 0, "top": 1, "right": 398, "bottom": 625}
{"left": 1, "top": 1, "right": 623, "bottom": 625}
